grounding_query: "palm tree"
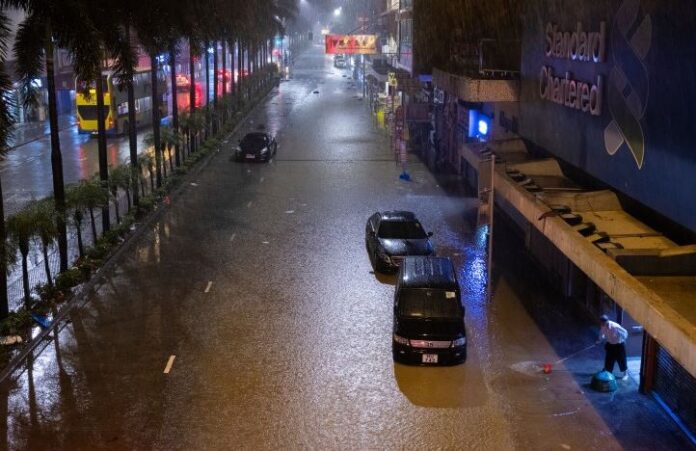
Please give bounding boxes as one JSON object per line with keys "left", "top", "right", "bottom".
{"left": 79, "top": 179, "right": 109, "bottom": 245}
{"left": 32, "top": 198, "right": 59, "bottom": 287}
{"left": 0, "top": 6, "right": 17, "bottom": 318}
{"left": 160, "top": 126, "right": 180, "bottom": 173}
{"left": 7, "top": 0, "right": 97, "bottom": 273}
{"left": 66, "top": 184, "right": 87, "bottom": 258}
{"left": 111, "top": 165, "right": 133, "bottom": 212}
{"left": 108, "top": 165, "right": 132, "bottom": 224}
{"left": 139, "top": 153, "right": 155, "bottom": 195}
{"left": 7, "top": 207, "right": 37, "bottom": 307}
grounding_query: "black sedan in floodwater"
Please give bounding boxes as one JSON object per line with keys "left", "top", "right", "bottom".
{"left": 234, "top": 132, "right": 277, "bottom": 162}
{"left": 365, "top": 211, "right": 435, "bottom": 273}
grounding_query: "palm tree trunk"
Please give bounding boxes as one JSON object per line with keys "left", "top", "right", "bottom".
{"left": 125, "top": 188, "right": 131, "bottom": 212}
{"left": 94, "top": 52, "right": 111, "bottom": 234}
{"left": 44, "top": 29, "right": 69, "bottom": 272}
{"left": 113, "top": 196, "right": 120, "bottom": 224}
{"left": 212, "top": 41, "right": 219, "bottom": 134}
{"left": 21, "top": 252, "right": 30, "bottom": 308}
{"left": 149, "top": 167, "right": 155, "bottom": 192}
{"left": 237, "top": 39, "right": 244, "bottom": 105}
{"left": 190, "top": 41, "right": 197, "bottom": 155}
{"left": 150, "top": 54, "right": 163, "bottom": 187}
{"left": 202, "top": 41, "right": 209, "bottom": 107}
{"left": 168, "top": 146, "right": 174, "bottom": 172}
{"left": 126, "top": 26, "right": 139, "bottom": 208}
{"left": 230, "top": 39, "right": 236, "bottom": 102}
{"left": 221, "top": 40, "right": 227, "bottom": 125}
{"left": 169, "top": 43, "right": 181, "bottom": 167}
{"left": 88, "top": 208, "right": 97, "bottom": 244}
{"left": 140, "top": 176, "right": 146, "bottom": 198}
{"left": 0, "top": 176, "right": 8, "bottom": 319}
{"left": 75, "top": 215, "right": 84, "bottom": 258}
{"left": 42, "top": 243, "right": 52, "bottom": 288}
{"left": 162, "top": 147, "right": 167, "bottom": 178}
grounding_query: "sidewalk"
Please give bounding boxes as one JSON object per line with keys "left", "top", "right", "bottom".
{"left": 7, "top": 113, "right": 76, "bottom": 149}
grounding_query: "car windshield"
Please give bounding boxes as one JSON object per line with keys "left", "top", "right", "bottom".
{"left": 378, "top": 220, "right": 427, "bottom": 239}
{"left": 398, "top": 288, "right": 462, "bottom": 319}
{"left": 240, "top": 134, "right": 267, "bottom": 150}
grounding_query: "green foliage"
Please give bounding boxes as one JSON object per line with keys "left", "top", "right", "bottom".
{"left": 0, "top": 310, "right": 31, "bottom": 336}
{"left": 86, "top": 241, "right": 111, "bottom": 260}
{"left": 55, "top": 268, "right": 85, "bottom": 291}
{"left": 35, "top": 282, "right": 65, "bottom": 303}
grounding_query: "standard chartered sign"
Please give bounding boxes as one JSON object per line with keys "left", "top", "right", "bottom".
{"left": 539, "top": 22, "right": 606, "bottom": 116}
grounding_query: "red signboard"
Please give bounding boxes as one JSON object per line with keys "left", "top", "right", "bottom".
{"left": 325, "top": 35, "right": 378, "bottom": 55}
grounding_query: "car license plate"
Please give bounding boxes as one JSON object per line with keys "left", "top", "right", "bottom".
{"left": 246, "top": 154, "right": 255, "bottom": 159}
{"left": 422, "top": 354, "right": 438, "bottom": 364}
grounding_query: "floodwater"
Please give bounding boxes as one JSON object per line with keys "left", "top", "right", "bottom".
{"left": 0, "top": 44, "right": 689, "bottom": 451}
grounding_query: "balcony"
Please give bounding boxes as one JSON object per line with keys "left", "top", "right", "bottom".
{"left": 433, "top": 39, "right": 520, "bottom": 103}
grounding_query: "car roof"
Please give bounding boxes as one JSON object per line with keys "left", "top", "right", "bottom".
{"left": 399, "top": 256, "right": 458, "bottom": 289}
{"left": 243, "top": 132, "right": 268, "bottom": 139}
{"left": 379, "top": 210, "right": 417, "bottom": 222}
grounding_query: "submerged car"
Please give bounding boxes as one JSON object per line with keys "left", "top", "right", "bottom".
{"left": 365, "top": 211, "right": 434, "bottom": 273}
{"left": 234, "top": 132, "right": 277, "bottom": 162}
{"left": 392, "top": 256, "right": 467, "bottom": 365}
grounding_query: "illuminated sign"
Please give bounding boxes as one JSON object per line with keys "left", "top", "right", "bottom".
{"left": 539, "top": 21, "right": 606, "bottom": 116}
{"left": 325, "top": 35, "right": 378, "bottom": 55}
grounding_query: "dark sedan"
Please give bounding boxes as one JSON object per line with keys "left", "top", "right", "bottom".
{"left": 365, "top": 211, "right": 435, "bottom": 273}
{"left": 234, "top": 132, "right": 277, "bottom": 162}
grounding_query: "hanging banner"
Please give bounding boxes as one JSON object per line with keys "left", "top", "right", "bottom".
{"left": 325, "top": 35, "right": 378, "bottom": 55}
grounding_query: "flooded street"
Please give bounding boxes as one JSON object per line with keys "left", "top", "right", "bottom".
{"left": 0, "top": 44, "right": 689, "bottom": 450}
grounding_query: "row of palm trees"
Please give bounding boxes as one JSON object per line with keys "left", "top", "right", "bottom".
{"left": 0, "top": 0, "right": 298, "bottom": 318}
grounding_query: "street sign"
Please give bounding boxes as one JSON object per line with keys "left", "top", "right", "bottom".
{"left": 325, "top": 35, "right": 378, "bottom": 55}
{"left": 388, "top": 72, "right": 398, "bottom": 87}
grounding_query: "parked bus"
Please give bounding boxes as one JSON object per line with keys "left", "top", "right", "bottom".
{"left": 175, "top": 74, "right": 203, "bottom": 111}
{"left": 76, "top": 69, "right": 168, "bottom": 136}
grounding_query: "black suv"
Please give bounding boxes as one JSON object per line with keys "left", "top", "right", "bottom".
{"left": 392, "top": 256, "right": 467, "bottom": 365}
{"left": 365, "top": 211, "right": 434, "bottom": 273}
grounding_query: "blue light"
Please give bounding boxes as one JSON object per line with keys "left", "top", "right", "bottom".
{"left": 478, "top": 119, "right": 489, "bottom": 136}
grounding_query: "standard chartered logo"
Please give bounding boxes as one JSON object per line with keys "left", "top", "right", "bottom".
{"left": 604, "top": 0, "right": 652, "bottom": 169}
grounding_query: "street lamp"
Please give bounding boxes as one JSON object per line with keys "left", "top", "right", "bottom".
{"left": 334, "top": 6, "right": 342, "bottom": 16}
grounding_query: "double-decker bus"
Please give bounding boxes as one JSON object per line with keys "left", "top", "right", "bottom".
{"left": 175, "top": 74, "right": 203, "bottom": 111}
{"left": 76, "top": 69, "right": 168, "bottom": 135}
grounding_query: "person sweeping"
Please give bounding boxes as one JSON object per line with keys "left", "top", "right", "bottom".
{"left": 597, "top": 314, "right": 630, "bottom": 380}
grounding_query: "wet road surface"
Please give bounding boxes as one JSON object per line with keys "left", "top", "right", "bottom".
{"left": 0, "top": 44, "right": 691, "bottom": 450}
{"left": 2, "top": 115, "right": 151, "bottom": 216}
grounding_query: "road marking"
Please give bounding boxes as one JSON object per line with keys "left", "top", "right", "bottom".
{"left": 230, "top": 233, "right": 236, "bottom": 242}
{"left": 204, "top": 281, "right": 213, "bottom": 293}
{"left": 163, "top": 355, "right": 176, "bottom": 374}
{"left": 247, "top": 201, "right": 253, "bottom": 208}
{"left": 262, "top": 241, "right": 269, "bottom": 245}
{"left": 285, "top": 210, "right": 295, "bottom": 214}
{"left": 260, "top": 177, "right": 265, "bottom": 183}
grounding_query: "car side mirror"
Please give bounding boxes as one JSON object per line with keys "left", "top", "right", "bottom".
{"left": 428, "top": 232, "right": 434, "bottom": 237}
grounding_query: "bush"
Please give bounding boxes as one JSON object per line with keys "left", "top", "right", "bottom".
{"left": 138, "top": 196, "right": 155, "bottom": 213}
{"left": 55, "top": 268, "right": 85, "bottom": 291}
{"left": 86, "top": 241, "right": 111, "bottom": 260}
{"left": 35, "top": 283, "right": 65, "bottom": 303}
{"left": 102, "top": 229, "right": 122, "bottom": 245}
{"left": 0, "top": 310, "right": 32, "bottom": 336}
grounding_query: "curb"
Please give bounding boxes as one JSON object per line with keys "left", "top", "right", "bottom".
{"left": 0, "top": 82, "right": 278, "bottom": 383}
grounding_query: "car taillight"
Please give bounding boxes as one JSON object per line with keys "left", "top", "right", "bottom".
{"left": 393, "top": 334, "right": 410, "bottom": 346}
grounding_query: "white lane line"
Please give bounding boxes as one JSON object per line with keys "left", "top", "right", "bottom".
{"left": 163, "top": 355, "right": 176, "bottom": 374}
{"left": 262, "top": 241, "right": 269, "bottom": 245}
{"left": 285, "top": 210, "right": 295, "bottom": 214}
{"left": 230, "top": 233, "right": 236, "bottom": 242}
{"left": 247, "top": 201, "right": 253, "bottom": 208}
{"left": 204, "top": 281, "right": 213, "bottom": 293}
